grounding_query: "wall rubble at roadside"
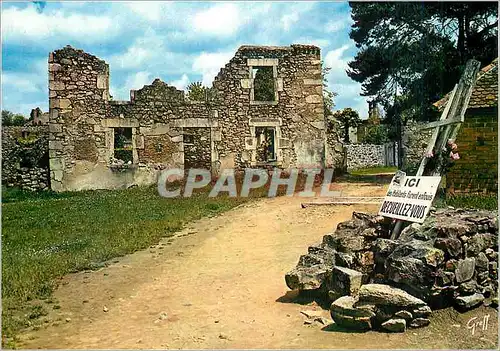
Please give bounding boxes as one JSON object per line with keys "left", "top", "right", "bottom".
{"left": 285, "top": 209, "right": 498, "bottom": 332}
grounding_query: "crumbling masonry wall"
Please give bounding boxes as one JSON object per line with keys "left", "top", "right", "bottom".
{"left": 47, "top": 45, "right": 334, "bottom": 191}
{"left": 1, "top": 126, "right": 50, "bottom": 191}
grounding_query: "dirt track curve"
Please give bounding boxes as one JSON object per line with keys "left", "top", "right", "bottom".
{"left": 19, "top": 182, "right": 498, "bottom": 349}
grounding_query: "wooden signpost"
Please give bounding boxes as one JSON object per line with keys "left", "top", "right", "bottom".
{"left": 389, "top": 59, "right": 481, "bottom": 239}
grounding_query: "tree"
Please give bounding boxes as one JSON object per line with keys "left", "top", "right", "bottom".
{"left": 347, "top": 2, "right": 497, "bottom": 122}
{"left": 253, "top": 67, "right": 275, "bottom": 101}
{"left": 2, "top": 110, "right": 27, "bottom": 126}
{"left": 186, "top": 82, "right": 216, "bottom": 102}
{"left": 331, "top": 108, "right": 362, "bottom": 143}
{"left": 362, "top": 124, "right": 389, "bottom": 144}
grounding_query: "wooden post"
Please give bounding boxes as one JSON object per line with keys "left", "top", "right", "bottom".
{"left": 390, "top": 59, "right": 481, "bottom": 240}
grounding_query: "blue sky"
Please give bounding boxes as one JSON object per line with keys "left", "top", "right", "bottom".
{"left": 1, "top": 1, "right": 370, "bottom": 118}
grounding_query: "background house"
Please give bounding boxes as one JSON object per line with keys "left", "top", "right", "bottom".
{"left": 434, "top": 58, "right": 498, "bottom": 194}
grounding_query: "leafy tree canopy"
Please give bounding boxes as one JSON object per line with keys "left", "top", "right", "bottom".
{"left": 347, "top": 2, "right": 497, "bottom": 122}
{"left": 2, "top": 110, "right": 27, "bottom": 126}
{"left": 186, "top": 82, "right": 216, "bottom": 102}
{"left": 331, "top": 108, "right": 362, "bottom": 143}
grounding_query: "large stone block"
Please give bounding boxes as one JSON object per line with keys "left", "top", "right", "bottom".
{"left": 326, "top": 266, "right": 363, "bottom": 298}
{"left": 97, "top": 74, "right": 108, "bottom": 89}
{"left": 49, "top": 81, "right": 65, "bottom": 91}
{"left": 49, "top": 63, "right": 62, "bottom": 72}
{"left": 48, "top": 123, "right": 62, "bottom": 133}
{"left": 358, "top": 284, "right": 426, "bottom": 307}
{"left": 305, "top": 95, "right": 322, "bottom": 104}
{"left": 49, "top": 140, "right": 63, "bottom": 150}
{"left": 303, "top": 79, "right": 322, "bottom": 86}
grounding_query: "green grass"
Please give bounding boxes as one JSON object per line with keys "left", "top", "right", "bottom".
{"left": 349, "top": 166, "right": 398, "bottom": 176}
{"left": 1, "top": 185, "right": 264, "bottom": 346}
{"left": 434, "top": 193, "right": 498, "bottom": 211}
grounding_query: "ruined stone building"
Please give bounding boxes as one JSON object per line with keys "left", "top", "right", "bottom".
{"left": 2, "top": 43, "right": 341, "bottom": 192}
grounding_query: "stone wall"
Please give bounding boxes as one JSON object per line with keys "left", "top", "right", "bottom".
{"left": 401, "top": 120, "right": 433, "bottom": 175}
{"left": 1, "top": 126, "right": 50, "bottom": 191}
{"left": 45, "top": 44, "right": 336, "bottom": 192}
{"left": 446, "top": 108, "right": 498, "bottom": 194}
{"left": 345, "top": 143, "right": 398, "bottom": 170}
{"left": 212, "top": 45, "right": 327, "bottom": 171}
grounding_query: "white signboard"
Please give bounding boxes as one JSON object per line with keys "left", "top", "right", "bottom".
{"left": 378, "top": 172, "right": 442, "bottom": 223}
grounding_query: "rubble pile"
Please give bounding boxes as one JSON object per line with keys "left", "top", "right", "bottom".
{"left": 285, "top": 208, "right": 498, "bottom": 332}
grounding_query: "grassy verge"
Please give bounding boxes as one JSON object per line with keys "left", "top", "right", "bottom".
{"left": 1, "top": 184, "right": 266, "bottom": 346}
{"left": 349, "top": 166, "right": 398, "bottom": 176}
{"left": 434, "top": 192, "right": 498, "bottom": 211}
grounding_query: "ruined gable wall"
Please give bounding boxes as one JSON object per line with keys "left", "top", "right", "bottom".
{"left": 212, "top": 45, "right": 327, "bottom": 171}
{"left": 48, "top": 46, "right": 110, "bottom": 191}
{"left": 48, "top": 46, "right": 218, "bottom": 191}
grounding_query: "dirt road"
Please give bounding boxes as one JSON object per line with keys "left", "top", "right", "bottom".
{"left": 19, "top": 182, "right": 497, "bottom": 349}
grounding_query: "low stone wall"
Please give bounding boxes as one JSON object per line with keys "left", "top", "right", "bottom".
{"left": 286, "top": 209, "right": 498, "bottom": 332}
{"left": 346, "top": 143, "right": 398, "bottom": 170}
{"left": 1, "top": 126, "right": 50, "bottom": 191}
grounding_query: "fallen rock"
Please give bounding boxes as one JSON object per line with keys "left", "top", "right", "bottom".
{"left": 466, "top": 234, "right": 496, "bottom": 256}
{"left": 326, "top": 266, "right": 363, "bottom": 298}
{"left": 394, "top": 310, "right": 413, "bottom": 320}
{"left": 412, "top": 305, "right": 431, "bottom": 318}
{"left": 381, "top": 318, "right": 406, "bottom": 332}
{"left": 331, "top": 296, "right": 375, "bottom": 318}
{"left": 459, "top": 280, "right": 478, "bottom": 295}
{"left": 359, "top": 284, "right": 426, "bottom": 307}
{"left": 455, "top": 293, "right": 484, "bottom": 309}
{"left": 330, "top": 296, "right": 373, "bottom": 330}
{"left": 285, "top": 265, "right": 329, "bottom": 290}
{"left": 434, "top": 238, "right": 462, "bottom": 258}
{"left": 475, "top": 252, "right": 489, "bottom": 272}
{"left": 409, "top": 318, "right": 430, "bottom": 328}
{"left": 455, "top": 258, "right": 475, "bottom": 283}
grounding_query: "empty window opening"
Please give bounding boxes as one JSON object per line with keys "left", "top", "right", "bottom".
{"left": 252, "top": 66, "right": 275, "bottom": 102}
{"left": 113, "top": 127, "right": 133, "bottom": 163}
{"left": 183, "top": 134, "right": 194, "bottom": 145}
{"left": 256, "top": 127, "right": 276, "bottom": 162}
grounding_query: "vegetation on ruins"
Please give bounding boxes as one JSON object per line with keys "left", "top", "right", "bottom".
{"left": 347, "top": 2, "right": 498, "bottom": 123}
{"left": 185, "top": 81, "right": 216, "bottom": 102}
{"left": 2, "top": 110, "right": 27, "bottom": 126}
{"left": 361, "top": 124, "right": 390, "bottom": 144}
{"left": 330, "top": 108, "right": 362, "bottom": 144}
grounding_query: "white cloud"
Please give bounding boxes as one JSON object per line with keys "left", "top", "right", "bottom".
{"left": 110, "top": 71, "right": 152, "bottom": 100}
{"left": 324, "top": 45, "right": 350, "bottom": 76}
{"left": 192, "top": 51, "right": 234, "bottom": 86}
{"left": 1, "top": 5, "right": 117, "bottom": 43}
{"left": 281, "top": 12, "right": 299, "bottom": 31}
{"left": 294, "top": 37, "right": 330, "bottom": 49}
{"left": 124, "top": 1, "right": 171, "bottom": 22}
{"left": 324, "top": 45, "right": 369, "bottom": 117}
{"left": 191, "top": 3, "right": 241, "bottom": 36}
{"left": 170, "top": 74, "right": 190, "bottom": 90}
{"left": 1, "top": 72, "right": 45, "bottom": 93}
{"left": 325, "top": 19, "right": 349, "bottom": 33}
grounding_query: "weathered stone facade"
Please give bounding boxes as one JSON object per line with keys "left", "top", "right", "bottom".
{"left": 46, "top": 44, "right": 334, "bottom": 191}
{"left": 1, "top": 126, "right": 50, "bottom": 191}
{"left": 346, "top": 143, "right": 399, "bottom": 170}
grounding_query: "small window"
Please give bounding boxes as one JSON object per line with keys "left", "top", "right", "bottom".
{"left": 255, "top": 127, "right": 276, "bottom": 162}
{"left": 183, "top": 134, "right": 194, "bottom": 145}
{"left": 114, "top": 127, "right": 133, "bottom": 163}
{"left": 252, "top": 66, "right": 275, "bottom": 102}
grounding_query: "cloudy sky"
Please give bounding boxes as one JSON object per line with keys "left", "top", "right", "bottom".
{"left": 1, "top": 1, "right": 370, "bottom": 118}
